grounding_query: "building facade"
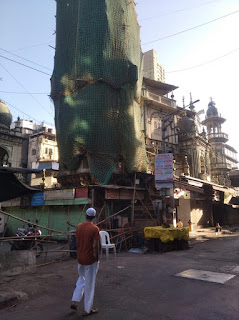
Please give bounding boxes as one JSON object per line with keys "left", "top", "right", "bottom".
{"left": 27, "top": 127, "right": 59, "bottom": 188}
{"left": 0, "top": 100, "right": 59, "bottom": 188}
{"left": 0, "top": 101, "right": 25, "bottom": 169}
{"left": 143, "top": 49, "right": 165, "bottom": 83}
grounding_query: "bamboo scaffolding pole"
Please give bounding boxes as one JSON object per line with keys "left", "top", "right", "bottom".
{"left": 0, "top": 209, "right": 64, "bottom": 234}
{"left": 0, "top": 233, "right": 73, "bottom": 241}
{"left": 134, "top": 190, "right": 158, "bottom": 226}
{"left": 96, "top": 204, "right": 105, "bottom": 224}
{"left": 146, "top": 186, "right": 160, "bottom": 225}
{"left": 131, "top": 173, "right": 136, "bottom": 227}
{"left": 127, "top": 176, "right": 157, "bottom": 225}
{"left": 45, "top": 206, "right": 50, "bottom": 263}
{"left": 0, "top": 238, "right": 58, "bottom": 243}
{"left": 0, "top": 214, "right": 9, "bottom": 241}
{"left": 36, "top": 257, "right": 70, "bottom": 268}
{"left": 110, "top": 228, "right": 142, "bottom": 240}
{"left": 67, "top": 221, "right": 76, "bottom": 228}
{"left": 65, "top": 205, "right": 132, "bottom": 229}
{"left": 96, "top": 205, "right": 131, "bottom": 226}
{"left": 67, "top": 206, "right": 70, "bottom": 242}
{"left": 40, "top": 249, "right": 76, "bottom": 253}
{"left": 101, "top": 227, "right": 136, "bottom": 232}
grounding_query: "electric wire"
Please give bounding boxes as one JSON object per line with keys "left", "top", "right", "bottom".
{"left": 0, "top": 91, "right": 49, "bottom": 94}
{"left": 10, "top": 42, "right": 52, "bottom": 52}
{"left": 142, "top": 9, "right": 239, "bottom": 45}
{"left": 0, "top": 62, "right": 53, "bottom": 117}
{"left": 4, "top": 100, "right": 44, "bottom": 124}
{"left": 0, "top": 48, "right": 52, "bottom": 71}
{"left": 0, "top": 55, "right": 51, "bottom": 76}
{"left": 166, "top": 47, "right": 239, "bottom": 73}
{"left": 139, "top": 0, "right": 221, "bottom": 21}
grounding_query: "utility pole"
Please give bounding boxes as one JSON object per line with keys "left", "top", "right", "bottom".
{"left": 159, "top": 99, "right": 200, "bottom": 225}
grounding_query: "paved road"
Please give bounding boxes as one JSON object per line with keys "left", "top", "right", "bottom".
{"left": 1, "top": 234, "right": 239, "bottom": 320}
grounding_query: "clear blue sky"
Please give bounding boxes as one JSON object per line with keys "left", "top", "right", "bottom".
{"left": 1, "top": 0, "right": 239, "bottom": 154}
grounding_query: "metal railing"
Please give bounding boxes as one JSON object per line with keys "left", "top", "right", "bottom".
{"left": 208, "top": 132, "right": 228, "bottom": 140}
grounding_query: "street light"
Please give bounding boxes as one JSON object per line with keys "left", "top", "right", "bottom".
{"left": 159, "top": 99, "right": 200, "bottom": 224}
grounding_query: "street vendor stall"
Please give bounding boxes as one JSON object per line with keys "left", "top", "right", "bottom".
{"left": 144, "top": 226, "right": 189, "bottom": 252}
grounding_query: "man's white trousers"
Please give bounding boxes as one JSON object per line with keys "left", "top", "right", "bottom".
{"left": 72, "top": 261, "right": 99, "bottom": 313}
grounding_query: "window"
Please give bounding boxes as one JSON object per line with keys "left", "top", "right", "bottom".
{"left": 200, "top": 156, "right": 205, "bottom": 174}
{"left": 49, "top": 148, "right": 53, "bottom": 155}
{"left": 45, "top": 148, "right": 48, "bottom": 154}
{"left": 32, "top": 149, "right": 36, "bottom": 155}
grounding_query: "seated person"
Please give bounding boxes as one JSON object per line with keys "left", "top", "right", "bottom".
{"left": 215, "top": 223, "right": 221, "bottom": 233}
{"left": 177, "top": 219, "right": 183, "bottom": 228}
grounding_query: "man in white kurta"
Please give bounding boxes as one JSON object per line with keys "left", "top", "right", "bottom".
{"left": 71, "top": 208, "right": 100, "bottom": 315}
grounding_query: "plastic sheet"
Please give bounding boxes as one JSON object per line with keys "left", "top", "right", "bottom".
{"left": 144, "top": 226, "right": 189, "bottom": 243}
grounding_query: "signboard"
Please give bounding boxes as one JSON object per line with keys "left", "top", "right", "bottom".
{"left": 155, "top": 153, "right": 173, "bottom": 182}
{"left": 44, "top": 189, "right": 75, "bottom": 201}
{"left": 105, "top": 189, "right": 145, "bottom": 200}
{"left": 105, "top": 189, "right": 120, "bottom": 200}
{"left": 134, "top": 205, "right": 155, "bottom": 219}
{"left": 155, "top": 153, "right": 173, "bottom": 190}
{"left": 120, "top": 189, "right": 144, "bottom": 200}
{"left": 75, "top": 188, "right": 88, "bottom": 199}
{"left": 0, "top": 197, "right": 21, "bottom": 208}
{"left": 31, "top": 193, "right": 45, "bottom": 206}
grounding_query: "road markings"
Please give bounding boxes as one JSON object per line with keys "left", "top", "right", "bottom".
{"left": 232, "top": 266, "right": 239, "bottom": 273}
{"left": 175, "top": 269, "right": 235, "bottom": 284}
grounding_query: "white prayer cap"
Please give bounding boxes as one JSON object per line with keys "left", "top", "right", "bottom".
{"left": 86, "top": 207, "right": 96, "bottom": 217}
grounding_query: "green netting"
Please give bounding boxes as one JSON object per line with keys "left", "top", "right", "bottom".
{"left": 51, "top": 0, "right": 148, "bottom": 184}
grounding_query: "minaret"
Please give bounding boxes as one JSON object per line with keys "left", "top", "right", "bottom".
{"left": 201, "top": 99, "right": 229, "bottom": 185}
{"left": 202, "top": 98, "right": 227, "bottom": 142}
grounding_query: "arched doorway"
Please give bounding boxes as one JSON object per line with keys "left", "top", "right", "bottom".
{"left": 0, "top": 147, "right": 9, "bottom": 166}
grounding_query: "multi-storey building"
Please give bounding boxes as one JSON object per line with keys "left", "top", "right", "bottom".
{"left": 26, "top": 124, "right": 59, "bottom": 188}
{"left": 143, "top": 49, "right": 165, "bottom": 83}
{"left": 141, "top": 77, "right": 178, "bottom": 173}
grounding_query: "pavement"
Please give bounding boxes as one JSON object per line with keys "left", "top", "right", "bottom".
{"left": 1, "top": 227, "right": 239, "bottom": 320}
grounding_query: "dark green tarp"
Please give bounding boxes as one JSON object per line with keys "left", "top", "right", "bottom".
{"left": 0, "top": 169, "right": 39, "bottom": 202}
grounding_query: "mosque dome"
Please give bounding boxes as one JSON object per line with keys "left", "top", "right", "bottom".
{"left": 0, "top": 100, "right": 12, "bottom": 129}
{"left": 177, "top": 115, "right": 196, "bottom": 134}
{"left": 206, "top": 100, "right": 218, "bottom": 117}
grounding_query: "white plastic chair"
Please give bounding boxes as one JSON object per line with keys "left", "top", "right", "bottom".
{"left": 99, "top": 231, "right": 116, "bottom": 260}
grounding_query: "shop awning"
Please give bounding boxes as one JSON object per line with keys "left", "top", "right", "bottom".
{"left": 0, "top": 169, "right": 40, "bottom": 202}
{"left": 174, "top": 181, "right": 204, "bottom": 194}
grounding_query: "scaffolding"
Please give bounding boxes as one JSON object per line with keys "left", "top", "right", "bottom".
{"left": 51, "top": 0, "right": 148, "bottom": 185}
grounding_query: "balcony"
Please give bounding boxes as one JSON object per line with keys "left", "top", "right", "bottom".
{"left": 142, "top": 89, "right": 176, "bottom": 109}
{"left": 207, "top": 132, "right": 228, "bottom": 142}
{"left": 211, "top": 162, "right": 232, "bottom": 171}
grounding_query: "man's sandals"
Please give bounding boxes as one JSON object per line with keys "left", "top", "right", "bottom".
{"left": 83, "top": 308, "right": 99, "bottom": 316}
{"left": 70, "top": 302, "right": 78, "bottom": 310}
{"left": 70, "top": 303, "right": 99, "bottom": 316}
